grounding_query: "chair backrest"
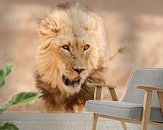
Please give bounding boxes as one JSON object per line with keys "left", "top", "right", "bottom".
{"left": 122, "top": 68, "right": 163, "bottom": 106}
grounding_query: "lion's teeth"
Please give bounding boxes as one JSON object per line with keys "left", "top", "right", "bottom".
{"left": 62, "top": 74, "right": 81, "bottom": 86}
{"left": 73, "top": 77, "right": 80, "bottom": 81}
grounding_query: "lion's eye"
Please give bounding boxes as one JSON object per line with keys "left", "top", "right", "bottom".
{"left": 83, "top": 44, "right": 90, "bottom": 51}
{"left": 62, "top": 45, "right": 70, "bottom": 51}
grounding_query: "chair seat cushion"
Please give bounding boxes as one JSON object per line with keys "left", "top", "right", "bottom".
{"left": 86, "top": 100, "right": 163, "bottom": 123}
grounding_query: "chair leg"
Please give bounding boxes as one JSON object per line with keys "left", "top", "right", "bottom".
{"left": 121, "top": 121, "right": 127, "bottom": 130}
{"left": 141, "top": 90, "right": 152, "bottom": 130}
{"left": 92, "top": 113, "right": 98, "bottom": 130}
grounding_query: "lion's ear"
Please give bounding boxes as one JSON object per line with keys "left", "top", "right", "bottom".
{"left": 38, "top": 18, "right": 61, "bottom": 39}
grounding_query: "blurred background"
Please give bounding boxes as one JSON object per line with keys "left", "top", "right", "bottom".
{"left": 0, "top": 0, "right": 163, "bottom": 111}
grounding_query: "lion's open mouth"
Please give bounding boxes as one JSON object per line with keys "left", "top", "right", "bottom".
{"left": 62, "top": 75, "right": 81, "bottom": 87}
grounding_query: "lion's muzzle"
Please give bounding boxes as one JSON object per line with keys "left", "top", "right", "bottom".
{"left": 62, "top": 75, "right": 81, "bottom": 87}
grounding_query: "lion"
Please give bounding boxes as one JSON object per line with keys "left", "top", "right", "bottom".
{"left": 35, "top": 3, "right": 108, "bottom": 112}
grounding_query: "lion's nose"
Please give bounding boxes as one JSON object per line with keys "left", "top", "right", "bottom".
{"left": 72, "top": 67, "right": 85, "bottom": 74}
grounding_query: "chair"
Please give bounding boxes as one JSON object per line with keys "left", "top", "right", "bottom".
{"left": 86, "top": 68, "right": 163, "bottom": 130}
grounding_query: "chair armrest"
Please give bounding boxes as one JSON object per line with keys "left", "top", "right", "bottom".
{"left": 88, "top": 83, "right": 118, "bottom": 101}
{"left": 137, "top": 86, "right": 163, "bottom": 115}
{"left": 136, "top": 86, "right": 163, "bottom": 92}
{"left": 137, "top": 86, "right": 163, "bottom": 123}
{"left": 88, "top": 83, "right": 117, "bottom": 89}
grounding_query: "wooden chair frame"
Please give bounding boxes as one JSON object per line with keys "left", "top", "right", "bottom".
{"left": 91, "top": 83, "right": 163, "bottom": 130}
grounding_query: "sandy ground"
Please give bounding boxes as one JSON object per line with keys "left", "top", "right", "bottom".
{"left": 0, "top": 0, "right": 163, "bottom": 111}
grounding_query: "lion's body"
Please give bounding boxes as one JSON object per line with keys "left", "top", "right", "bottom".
{"left": 35, "top": 3, "right": 108, "bottom": 112}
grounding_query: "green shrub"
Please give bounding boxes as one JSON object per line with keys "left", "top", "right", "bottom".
{"left": 0, "top": 64, "right": 42, "bottom": 130}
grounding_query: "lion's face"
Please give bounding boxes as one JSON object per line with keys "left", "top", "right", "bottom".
{"left": 37, "top": 3, "right": 107, "bottom": 95}
{"left": 52, "top": 31, "right": 92, "bottom": 93}
{"left": 38, "top": 30, "right": 92, "bottom": 94}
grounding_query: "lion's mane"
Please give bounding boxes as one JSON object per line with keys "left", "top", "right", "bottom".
{"left": 35, "top": 3, "right": 108, "bottom": 112}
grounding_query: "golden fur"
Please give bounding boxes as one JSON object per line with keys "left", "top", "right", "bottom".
{"left": 35, "top": 3, "right": 108, "bottom": 112}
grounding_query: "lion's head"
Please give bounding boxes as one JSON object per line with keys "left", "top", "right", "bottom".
{"left": 37, "top": 3, "right": 108, "bottom": 96}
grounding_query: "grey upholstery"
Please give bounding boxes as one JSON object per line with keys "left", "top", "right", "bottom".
{"left": 86, "top": 68, "right": 163, "bottom": 123}
{"left": 123, "top": 68, "right": 163, "bottom": 106}
{"left": 86, "top": 100, "right": 163, "bottom": 122}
